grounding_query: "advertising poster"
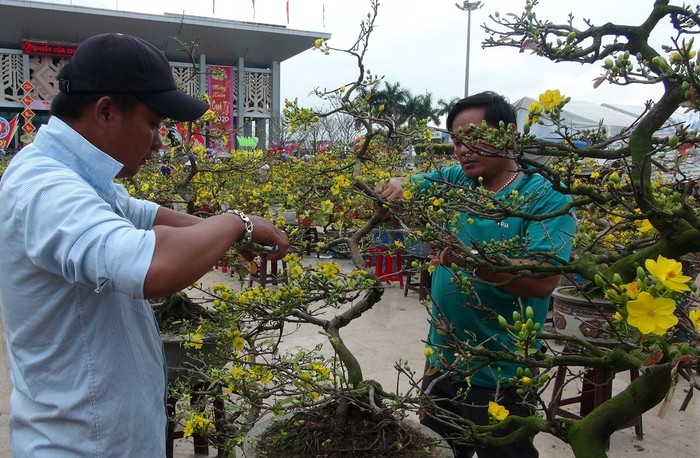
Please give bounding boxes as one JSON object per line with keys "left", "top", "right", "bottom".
{"left": 207, "top": 65, "right": 235, "bottom": 156}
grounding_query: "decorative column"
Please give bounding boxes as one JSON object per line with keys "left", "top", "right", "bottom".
{"left": 199, "top": 54, "right": 207, "bottom": 99}
{"left": 236, "top": 57, "right": 245, "bottom": 134}
{"left": 270, "top": 60, "right": 281, "bottom": 144}
{"left": 255, "top": 118, "right": 267, "bottom": 148}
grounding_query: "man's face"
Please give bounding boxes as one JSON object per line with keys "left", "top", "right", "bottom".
{"left": 450, "top": 106, "right": 510, "bottom": 181}
{"left": 110, "top": 102, "right": 164, "bottom": 178}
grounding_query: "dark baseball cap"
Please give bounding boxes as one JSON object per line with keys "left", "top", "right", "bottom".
{"left": 57, "top": 33, "right": 209, "bottom": 122}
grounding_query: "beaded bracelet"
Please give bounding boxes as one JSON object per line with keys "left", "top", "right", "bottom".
{"left": 226, "top": 210, "right": 254, "bottom": 248}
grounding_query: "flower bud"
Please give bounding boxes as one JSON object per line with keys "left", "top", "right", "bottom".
{"left": 636, "top": 265, "right": 646, "bottom": 281}
{"left": 594, "top": 274, "right": 606, "bottom": 290}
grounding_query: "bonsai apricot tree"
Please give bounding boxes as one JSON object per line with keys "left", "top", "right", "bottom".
{"left": 373, "top": 1, "right": 700, "bottom": 457}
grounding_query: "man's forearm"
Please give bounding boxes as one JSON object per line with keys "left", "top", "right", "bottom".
{"left": 439, "top": 247, "right": 560, "bottom": 299}
{"left": 153, "top": 206, "right": 204, "bottom": 228}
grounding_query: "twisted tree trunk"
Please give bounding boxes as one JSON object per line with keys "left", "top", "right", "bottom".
{"left": 567, "top": 368, "right": 672, "bottom": 457}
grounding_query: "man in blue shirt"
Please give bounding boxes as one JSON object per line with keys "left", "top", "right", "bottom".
{"left": 0, "top": 33, "right": 288, "bottom": 457}
{"left": 378, "top": 91, "right": 575, "bottom": 457}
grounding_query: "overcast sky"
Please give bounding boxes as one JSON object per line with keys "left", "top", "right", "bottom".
{"left": 43, "top": 0, "right": 676, "bottom": 123}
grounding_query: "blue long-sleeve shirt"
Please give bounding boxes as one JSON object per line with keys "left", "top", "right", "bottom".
{"left": 0, "top": 117, "right": 166, "bottom": 457}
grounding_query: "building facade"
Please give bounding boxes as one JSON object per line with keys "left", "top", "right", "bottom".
{"left": 0, "top": 0, "right": 329, "bottom": 152}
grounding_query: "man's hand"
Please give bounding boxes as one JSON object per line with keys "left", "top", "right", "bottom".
{"left": 375, "top": 176, "right": 406, "bottom": 201}
{"left": 236, "top": 215, "right": 289, "bottom": 261}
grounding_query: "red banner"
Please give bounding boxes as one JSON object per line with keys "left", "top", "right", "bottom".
{"left": 207, "top": 65, "right": 235, "bottom": 155}
{"left": 0, "top": 115, "right": 19, "bottom": 149}
{"left": 22, "top": 40, "right": 78, "bottom": 57}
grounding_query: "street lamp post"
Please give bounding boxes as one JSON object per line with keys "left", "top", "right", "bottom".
{"left": 456, "top": 1, "right": 483, "bottom": 97}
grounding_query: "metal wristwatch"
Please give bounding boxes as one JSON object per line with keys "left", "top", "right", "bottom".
{"left": 226, "top": 210, "right": 254, "bottom": 248}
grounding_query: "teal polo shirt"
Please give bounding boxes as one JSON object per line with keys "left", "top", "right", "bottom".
{"left": 413, "top": 164, "right": 576, "bottom": 388}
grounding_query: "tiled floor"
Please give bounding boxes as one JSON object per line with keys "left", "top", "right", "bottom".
{"left": 1, "top": 256, "right": 699, "bottom": 457}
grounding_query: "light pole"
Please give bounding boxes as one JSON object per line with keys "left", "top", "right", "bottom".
{"left": 456, "top": 1, "right": 482, "bottom": 97}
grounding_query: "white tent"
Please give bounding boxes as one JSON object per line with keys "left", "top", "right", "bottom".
{"left": 513, "top": 97, "right": 642, "bottom": 140}
{"left": 511, "top": 97, "right": 700, "bottom": 176}
{"left": 601, "top": 103, "right": 687, "bottom": 136}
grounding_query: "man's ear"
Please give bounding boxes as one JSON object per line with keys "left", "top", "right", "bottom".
{"left": 92, "top": 96, "right": 115, "bottom": 128}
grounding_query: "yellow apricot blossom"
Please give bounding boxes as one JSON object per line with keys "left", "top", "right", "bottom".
{"left": 626, "top": 292, "right": 678, "bottom": 335}
{"left": 230, "top": 365, "right": 246, "bottom": 378}
{"left": 318, "top": 262, "right": 341, "bottom": 278}
{"left": 233, "top": 335, "right": 246, "bottom": 351}
{"left": 527, "top": 100, "right": 542, "bottom": 124}
{"left": 184, "top": 325, "right": 204, "bottom": 350}
{"left": 312, "top": 363, "right": 331, "bottom": 378}
{"left": 201, "top": 109, "right": 218, "bottom": 122}
{"left": 330, "top": 176, "right": 351, "bottom": 195}
{"left": 259, "top": 371, "right": 273, "bottom": 384}
{"left": 318, "top": 199, "right": 335, "bottom": 214}
{"left": 183, "top": 420, "right": 194, "bottom": 438}
{"left": 290, "top": 265, "right": 304, "bottom": 279}
{"left": 183, "top": 415, "right": 213, "bottom": 438}
{"left": 539, "top": 89, "right": 565, "bottom": 111}
{"left": 229, "top": 328, "right": 246, "bottom": 351}
{"left": 645, "top": 255, "right": 692, "bottom": 292}
{"left": 636, "top": 219, "right": 654, "bottom": 233}
{"left": 487, "top": 401, "right": 510, "bottom": 421}
{"left": 689, "top": 309, "right": 700, "bottom": 331}
{"left": 622, "top": 282, "right": 640, "bottom": 299}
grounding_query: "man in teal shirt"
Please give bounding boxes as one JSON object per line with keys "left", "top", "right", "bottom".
{"left": 379, "top": 91, "right": 575, "bottom": 457}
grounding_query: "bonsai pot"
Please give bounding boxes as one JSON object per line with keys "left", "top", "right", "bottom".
{"left": 162, "top": 334, "right": 217, "bottom": 384}
{"left": 551, "top": 286, "right": 618, "bottom": 345}
{"left": 242, "top": 412, "right": 455, "bottom": 458}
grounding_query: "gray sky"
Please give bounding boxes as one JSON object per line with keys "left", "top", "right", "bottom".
{"left": 42, "top": 1, "right": 675, "bottom": 121}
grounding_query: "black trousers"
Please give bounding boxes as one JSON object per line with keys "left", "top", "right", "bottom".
{"left": 420, "top": 362, "right": 538, "bottom": 458}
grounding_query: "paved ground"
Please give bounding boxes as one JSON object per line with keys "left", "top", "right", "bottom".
{"left": 1, "top": 256, "right": 699, "bottom": 457}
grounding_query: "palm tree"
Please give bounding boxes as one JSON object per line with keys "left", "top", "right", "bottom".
{"left": 436, "top": 97, "right": 461, "bottom": 123}
{"left": 361, "top": 81, "right": 441, "bottom": 128}
{"left": 403, "top": 92, "right": 441, "bottom": 126}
